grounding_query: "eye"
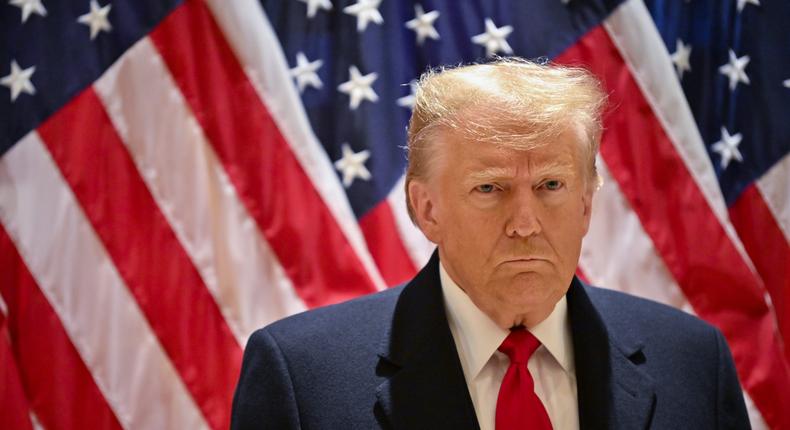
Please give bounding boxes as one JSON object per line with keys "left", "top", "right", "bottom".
{"left": 475, "top": 184, "right": 497, "bottom": 193}
{"left": 542, "top": 180, "right": 563, "bottom": 191}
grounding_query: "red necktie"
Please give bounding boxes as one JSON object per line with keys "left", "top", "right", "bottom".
{"left": 495, "top": 328, "right": 553, "bottom": 430}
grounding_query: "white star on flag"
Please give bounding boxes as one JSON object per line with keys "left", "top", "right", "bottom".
{"left": 290, "top": 52, "right": 323, "bottom": 93}
{"left": 338, "top": 65, "right": 378, "bottom": 110}
{"left": 1, "top": 60, "right": 36, "bottom": 102}
{"left": 334, "top": 143, "right": 372, "bottom": 187}
{"left": 77, "top": 0, "right": 112, "bottom": 40}
{"left": 405, "top": 5, "right": 440, "bottom": 45}
{"left": 671, "top": 39, "right": 692, "bottom": 80}
{"left": 298, "top": 0, "right": 332, "bottom": 18}
{"left": 343, "top": 0, "right": 383, "bottom": 33}
{"left": 784, "top": 79, "right": 790, "bottom": 88}
{"left": 737, "top": 0, "right": 760, "bottom": 12}
{"left": 397, "top": 80, "right": 418, "bottom": 109}
{"left": 9, "top": 0, "right": 47, "bottom": 23}
{"left": 719, "top": 50, "right": 750, "bottom": 91}
{"left": 472, "top": 18, "right": 514, "bottom": 57}
{"left": 711, "top": 127, "right": 744, "bottom": 169}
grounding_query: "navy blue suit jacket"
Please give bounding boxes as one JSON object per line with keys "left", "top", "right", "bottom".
{"left": 231, "top": 253, "right": 750, "bottom": 429}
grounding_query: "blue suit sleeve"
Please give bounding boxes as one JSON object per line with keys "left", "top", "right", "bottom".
{"left": 231, "top": 328, "right": 301, "bottom": 430}
{"left": 714, "top": 329, "right": 751, "bottom": 430}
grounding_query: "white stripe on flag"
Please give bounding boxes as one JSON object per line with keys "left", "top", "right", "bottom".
{"left": 0, "top": 291, "right": 7, "bottom": 317}
{"left": 94, "top": 37, "right": 306, "bottom": 345}
{"left": 757, "top": 152, "right": 790, "bottom": 244}
{"left": 744, "top": 392, "right": 769, "bottom": 430}
{"left": 581, "top": 158, "right": 692, "bottom": 312}
{"left": 0, "top": 132, "right": 208, "bottom": 430}
{"left": 203, "top": 0, "right": 386, "bottom": 291}
{"left": 29, "top": 411, "right": 43, "bottom": 430}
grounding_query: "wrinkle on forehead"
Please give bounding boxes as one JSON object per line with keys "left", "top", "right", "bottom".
{"left": 464, "top": 157, "right": 577, "bottom": 183}
{"left": 430, "top": 122, "right": 587, "bottom": 184}
{"left": 460, "top": 132, "right": 579, "bottom": 170}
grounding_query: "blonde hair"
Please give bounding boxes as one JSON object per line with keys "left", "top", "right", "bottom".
{"left": 405, "top": 57, "right": 607, "bottom": 221}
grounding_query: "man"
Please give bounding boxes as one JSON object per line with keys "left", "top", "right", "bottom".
{"left": 231, "top": 59, "right": 750, "bottom": 429}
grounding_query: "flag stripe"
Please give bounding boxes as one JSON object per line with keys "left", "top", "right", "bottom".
{"left": 580, "top": 159, "right": 693, "bottom": 312}
{"left": 0, "top": 296, "right": 35, "bottom": 430}
{"left": 0, "top": 132, "right": 209, "bottom": 430}
{"left": 36, "top": 89, "right": 238, "bottom": 430}
{"left": 0, "top": 226, "right": 123, "bottom": 430}
{"left": 0, "top": 350, "right": 34, "bottom": 430}
{"left": 556, "top": 25, "right": 790, "bottom": 429}
{"left": 756, "top": 152, "right": 790, "bottom": 244}
{"left": 359, "top": 201, "right": 418, "bottom": 286}
{"left": 729, "top": 185, "right": 790, "bottom": 360}
{"left": 203, "top": 0, "right": 386, "bottom": 292}
{"left": 150, "top": 0, "right": 381, "bottom": 308}
{"left": 93, "top": 37, "right": 307, "bottom": 344}
{"left": 744, "top": 394, "right": 770, "bottom": 430}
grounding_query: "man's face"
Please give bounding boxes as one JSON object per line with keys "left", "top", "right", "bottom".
{"left": 410, "top": 126, "right": 594, "bottom": 328}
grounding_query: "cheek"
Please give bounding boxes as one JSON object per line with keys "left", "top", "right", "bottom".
{"left": 542, "top": 199, "right": 589, "bottom": 240}
{"left": 546, "top": 205, "right": 587, "bottom": 258}
{"left": 443, "top": 207, "right": 502, "bottom": 258}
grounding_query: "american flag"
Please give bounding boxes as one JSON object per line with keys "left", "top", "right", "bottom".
{"left": 1, "top": 0, "right": 788, "bottom": 428}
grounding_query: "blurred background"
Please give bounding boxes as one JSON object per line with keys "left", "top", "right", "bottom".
{"left": 1, "top": 0, "right": 788, "bottom": 428}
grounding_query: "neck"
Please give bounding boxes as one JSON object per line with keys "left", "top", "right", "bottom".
{"left": 488, "top": 305, "right": 556, "bottom": 330}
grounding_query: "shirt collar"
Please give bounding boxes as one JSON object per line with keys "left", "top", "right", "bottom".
{"left": 439, "top": 262, "right": 574, "bottom": 379}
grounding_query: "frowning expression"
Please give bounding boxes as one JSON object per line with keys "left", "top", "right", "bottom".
{"left": 410, "top": 126, "right": 594, "bottom": 328}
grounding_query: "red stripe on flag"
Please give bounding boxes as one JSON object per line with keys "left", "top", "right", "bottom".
{"left": 149, "top": 0, "right": 378, "bottom": 307}
{"left": 0, "top": 225, "right": 123, "bottom": 430}
{"left": 359, "top": 201, "right": 418, "bottom": 287}
{"left": 556, "top": 26, "right": 790, "bottom": 429}
{"left": 730, "top": 184, "right": 790, "bottom": 361}
{"left": 0, "top": 310, "right": 34, "bottom": 430}
{"left": 37, "top": 89, "right": 241, "bottom": 430}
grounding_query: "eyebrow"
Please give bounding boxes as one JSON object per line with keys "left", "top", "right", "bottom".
{"left": 466, "top": 166, "right": 513, "bottom": 182}
{"left": 465, "top": 160, "right": 577, "bottom": 182}
{"left": 531, "top": 160, "right": 576, "bottom": 177}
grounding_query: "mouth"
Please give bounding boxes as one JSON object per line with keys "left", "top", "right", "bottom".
{"left": 500, "top": 257, "right": 548, "bottom": 265}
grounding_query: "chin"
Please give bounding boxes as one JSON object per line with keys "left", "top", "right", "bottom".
{"left": 502, "top": 276, "right": 562, "bottom": 306}
{"left": 508, "top": 272, "right": 550, "bottom": 292}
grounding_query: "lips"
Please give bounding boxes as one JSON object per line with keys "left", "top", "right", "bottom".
{"left": 503, "top": 257, "right": 546, "bottom": 262}
{"left": 500, "top": 257, "right": 548, "bottom": 266}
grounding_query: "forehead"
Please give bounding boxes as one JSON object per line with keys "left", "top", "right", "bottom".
{"left": 435, "top": 125, "right": 585, "bottom": 176}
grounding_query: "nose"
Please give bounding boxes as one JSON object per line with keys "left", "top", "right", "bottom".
{"left": 505, "top": 189, "right": 542, "bottom": 238}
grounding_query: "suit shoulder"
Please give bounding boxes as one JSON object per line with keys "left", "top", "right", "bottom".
{"left": 255, "top": 285, "right": 403, "bottom": 349}
{"left": 580, "top": 285, "right": 749, "bottom": 427}
{"left": 584, "top": 285, "right": 719, "bottom": 340}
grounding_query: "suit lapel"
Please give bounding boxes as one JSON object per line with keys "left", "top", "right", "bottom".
{"left": 375, "top": 252, "right": 479, "bottom": 430}
{"left": 374, "top": 260, "right": 656, "bottom": 429}
{"left": 568, "top": 278, "right": 656, "bottom": 429}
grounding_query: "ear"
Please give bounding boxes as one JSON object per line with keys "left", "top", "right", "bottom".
{"left": 408, "top": 180, "right": 442, "bottom": 244}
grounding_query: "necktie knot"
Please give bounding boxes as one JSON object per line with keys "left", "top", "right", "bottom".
{"left": 498, "top": 327, "right": 541, "bottom": 364}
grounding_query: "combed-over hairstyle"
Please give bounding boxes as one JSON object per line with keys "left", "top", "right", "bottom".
{"left": 404, "top": 57, "right": 607, "bottom": 222}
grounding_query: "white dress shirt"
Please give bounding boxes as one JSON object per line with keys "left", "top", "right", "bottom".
{"left": 440, "top": 263, "right": 579, "bottom": 430}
